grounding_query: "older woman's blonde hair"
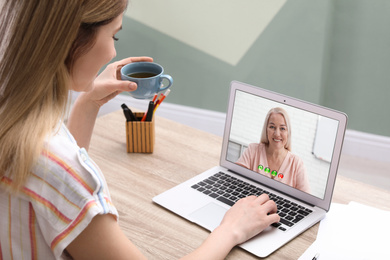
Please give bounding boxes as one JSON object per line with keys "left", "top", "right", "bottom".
{"left": 260, "top": 107, "right": 292, "bottom": 151}
{"left": 0, "top": 0, "right": 127, "bottom": 191}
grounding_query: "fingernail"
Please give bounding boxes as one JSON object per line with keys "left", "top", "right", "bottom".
{"left": 129, "top": 82, "right": 137, "bottom": 90}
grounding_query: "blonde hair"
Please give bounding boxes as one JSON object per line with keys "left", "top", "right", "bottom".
{"left": 0, "top": 0, "right": 127, "bottom": 191}
{"left": 260, "top": 107, "right": 292, "bottom": 151}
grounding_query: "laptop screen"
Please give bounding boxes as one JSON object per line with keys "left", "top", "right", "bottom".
{"left": 222, "top": 82, "right": 347, "bottom": 205}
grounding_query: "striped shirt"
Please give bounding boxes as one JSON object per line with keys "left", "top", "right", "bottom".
{"left": 0, "top": 123, "right": 118, "bottom": 259}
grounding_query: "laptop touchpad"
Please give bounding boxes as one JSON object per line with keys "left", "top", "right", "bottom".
{"left": 189, "top": 202, "right": 228, "bottom": 231}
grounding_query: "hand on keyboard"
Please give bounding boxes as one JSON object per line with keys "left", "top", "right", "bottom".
{"left": 218, "top": 194, "right": 280, "bottom": 245}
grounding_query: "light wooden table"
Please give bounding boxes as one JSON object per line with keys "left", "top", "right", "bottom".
{"left": 89, "top": 110, "right": 390, "bottom": 259}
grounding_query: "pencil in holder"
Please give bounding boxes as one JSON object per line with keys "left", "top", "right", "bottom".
{"left": 126, "top": 112, "right": 155, "bottom": 153}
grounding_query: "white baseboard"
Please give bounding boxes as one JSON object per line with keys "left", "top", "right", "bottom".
{"left": 343, "top": 129, "right": 390, "bottom": 163}
{"left": 112, "top": 94, "right": 226, "bottom": 136}
{"left": 73, "top": 92, "right": 390, "bottom": 163}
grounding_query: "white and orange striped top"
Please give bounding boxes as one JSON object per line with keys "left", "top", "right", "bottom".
{"left": 0, "top": 123, "right": 118, "bottom": 259}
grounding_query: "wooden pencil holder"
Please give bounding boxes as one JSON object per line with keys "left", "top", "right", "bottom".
{"left": 126, "top": 112, "right": 155, "bottom": 153}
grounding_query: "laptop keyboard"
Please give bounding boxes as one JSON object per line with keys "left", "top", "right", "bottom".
{"left": 191, "top": 172, "right": 313, "bottom": 231}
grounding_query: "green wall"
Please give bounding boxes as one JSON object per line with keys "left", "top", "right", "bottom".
{"left": 113, "top": 0, "right": 390, "bottom": 137}
{"left": 322, "top": 0, "right": 390, "bottom": 137}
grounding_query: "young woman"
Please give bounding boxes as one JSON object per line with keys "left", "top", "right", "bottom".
{"left": 0, "top": 1, "right": 280, "bottom": 259}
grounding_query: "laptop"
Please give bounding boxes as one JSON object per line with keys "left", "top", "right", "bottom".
{"left": 153, "top": 81, "right": 348, "bottom": 257}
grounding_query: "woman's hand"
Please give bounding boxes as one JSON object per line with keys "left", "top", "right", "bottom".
{"left": 67, "top": 56, "right": 153, "bottom": 150}
{"left": 181, "top": 194, "right": 279, "bottom": 260}
{"left": 219, "top": 194, "right": 280, "bottom": 245}
{"left": 85, "top": 56, "right": 153, "bottom": 107}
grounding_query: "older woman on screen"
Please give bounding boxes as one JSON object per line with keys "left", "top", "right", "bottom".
{"left": 236, "top": 107, "right": 310, "bottom": 193}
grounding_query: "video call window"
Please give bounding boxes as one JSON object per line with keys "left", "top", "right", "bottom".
{"left": 226, "top": 90, "right": 339, "bottom": 199}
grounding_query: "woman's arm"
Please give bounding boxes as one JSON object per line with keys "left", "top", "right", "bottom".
{"left": 236, "top": 143, "right": 258, "bottom": 170}
{"left": 66, "top": 195, "right": 279, "bottom": 260}
{"left": 66, "top": 214, "right": 147, "bottom": 260}
{"left": 67, "top": 56, "right": 153, "bottom": 150}
{"left": 181, "top": 195, "right": 279, "bottom": 260}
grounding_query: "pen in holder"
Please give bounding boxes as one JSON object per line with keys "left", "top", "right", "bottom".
{"left": 126, "top": 112, "right": 155, "bottom": 153}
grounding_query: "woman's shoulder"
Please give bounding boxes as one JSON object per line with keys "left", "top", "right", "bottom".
{"left": 41, "top": 123, "right": 83, "bottom": 163}
{"left": 35, "top": 123, "right": 97, "bottom": 193}
{"left": 31, "top": 123, "right": 116, "bottom": 215}
{"left": 242, "top": 143, "right": 263, "bottom": 156}
{"left": 47, "top": 123, "right": 79, "bottom": 150}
